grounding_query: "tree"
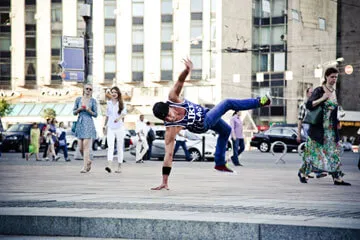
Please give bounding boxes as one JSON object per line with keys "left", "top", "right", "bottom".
{"left": 0, "top": 98, "right": 13, "bottom": 117}
{"left": 42, "top": 108, "right": 56, "bottom": 120}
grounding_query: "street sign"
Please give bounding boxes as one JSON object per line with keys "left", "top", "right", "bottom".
{"left": 345, "top": 65, "right": 353, "bottom": 75}
{"left": 61, "top": 71, "right": 85, "bottom": 82}
{"left": 62, "top": 36, "right": 84, "bottom": 48}
{"left": 60, "top": 48, "right": 85, "bottom": 71}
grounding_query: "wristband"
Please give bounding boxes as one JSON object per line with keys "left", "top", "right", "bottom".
{"left": 162, "top": 166, "right": 172, "bottom": 175}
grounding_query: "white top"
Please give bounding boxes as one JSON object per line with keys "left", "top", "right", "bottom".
{"left": 106, "top": 100, "right": 127, "bottom": 129}
{"left": 135, "top": 120, "right": 148, "bottom": 139}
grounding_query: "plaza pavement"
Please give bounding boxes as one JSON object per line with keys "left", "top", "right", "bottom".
{"left": 0, "top": 150, "right": 359, "bottom": 239}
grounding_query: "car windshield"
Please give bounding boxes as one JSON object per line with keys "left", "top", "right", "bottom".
{"left": 7, "top": 124, "right": 31, "bottom": 132}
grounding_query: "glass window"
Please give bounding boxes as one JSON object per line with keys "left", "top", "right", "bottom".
{"left": 319, "top": 18, "right": 326, "bottom": 30}
{"left": 190, "top": 51, "right": 202, "bottom": 69}
{"left": 161, "top": 24, "right": 172, "bottom": 42}
{"left": 51, "top": 35, "right": 61, "bottom": 49}
{"left": 8, "top": 104, "right": 25, "bottom": 116}
{"left": 271, "top": 87, "right": 284, "bottom": 106}
{"left": 26, "top": 37, "right": 36, "bottom": 49}
{"left": 161, "top": 51, "right": 172, "bottom": 70}
{"left": 190, "top": 22, "right": 202, "bottom": 40}
{"left": 211, "top": 0, "right": 216, "bottom": 12}
{"left": 60, "top": 103, "right": 74, "bottom": 116}
{"left": 132, "top": 54, "right": 144, "bottom": 71}
{"left": 104, "top": 4, "right": 116, "bottom": 19}
{"left": 19, "top": 104, "right": 35, "bottom": 116}
{"left": 267, "top": 128, "right": 282, "bottom": 136}
{"left": 271, "top": 26, "right": 284, "bottom": 45}
{"left": 161, "top": 0, "right": 172, "bottom": 14}
{"left": 260, "top": 54, "right": 269, "bottom": 72}
{"left": 51, "top": 57, "right": 61, "bottom": 74}
{"left": 191, "top": 0, "right": 202, "bottom": 12}
{"left": 0, "top": 63, "right": 10, "bottom": 76}
{"left": 272, "top": 0, "right": 286, "bottom": 17}
{"left": 53, "top": 104, "right": 65, "bottom": 115}
{"left": 51, "top": 4, "right": 62, "bottom": 23}
{"left": 282, "top": 129, "right": 294, "bottom": 137}
{"left": 132, "top": 27, "right": 144, "bottom": 44}
{"left": 25, "top": 7, "right": 36, "bottom": 25}
{"left": 105, "top": 30, "right": 116, "bottom": 46}
{"left": 0, "top": 12, "right": 10, "bottom": 25}
{"left": 210, "top": 19, "right": 216, "bottom": 40}
{"left": 29, "top": 104, "right": 45, "bottom": 116}
{"left": 260, "top": 27, "right": 270, "bottom": 45}
{"left": 104, "top": 54, "right": 116, "bottom": 73}
{"left": 273, "top": 53, "right": 285, "bottom": 72}
{"left": 25, "top": 59, "right": 36, "bottom": 75}
{"left": 132, "top": 1, "right": 144, "bottom": 17}
{"left": 0, "top": 37, "right": 10, "bottom": 51}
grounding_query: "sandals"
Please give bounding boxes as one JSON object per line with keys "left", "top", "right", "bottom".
{"left": 80, "top": 161, "right": 92, "bottom": 173}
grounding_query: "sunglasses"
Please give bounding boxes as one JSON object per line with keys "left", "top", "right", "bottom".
{"left": 86, "top": 88, "right": 93, "bottom": 91}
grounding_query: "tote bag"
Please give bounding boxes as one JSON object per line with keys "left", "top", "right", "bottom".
{"left": 303, "top": 107, "right": 322, "bottom": 125}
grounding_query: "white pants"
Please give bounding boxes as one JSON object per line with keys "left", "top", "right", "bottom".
{"left": 136, "top": 138, "right": 149, "bottom": 161}
{"left": 107, "top": 127, "right": 125, "bottom": 163}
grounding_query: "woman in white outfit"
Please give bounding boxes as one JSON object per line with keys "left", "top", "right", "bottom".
{"left": 104, "top": 86, "right": 127, "bottom": 173}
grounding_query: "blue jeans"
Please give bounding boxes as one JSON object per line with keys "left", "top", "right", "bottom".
{"left": 174, "top": 140, "right": 191, "bottom": 161}
{"left": 204, "top": 98, "right": 260, "bottom": 166}
{"left": 56, "top": 145, "right": 69, "bottom": 160}
{"left": 231, "top": 138, "right": 245, "bottom": 165}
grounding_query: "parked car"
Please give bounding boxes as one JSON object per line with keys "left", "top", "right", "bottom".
{"left": 130, "top": 127, "right": 218, "bottom": 161}
{"left": 65, "top": 130, "right": 102, "bottom": 151}
{"left": 250, "top": 126, "right": 305, "bottom": 153}
{"left": 1, "top": 123, "right": 46, "bottom": 152}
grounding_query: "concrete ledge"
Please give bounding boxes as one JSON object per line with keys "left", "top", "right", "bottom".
{"left": 1, "top": 214, "right": 359, "bottom": 240}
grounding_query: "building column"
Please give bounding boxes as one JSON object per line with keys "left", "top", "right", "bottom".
{"left": 92, "top": 0, "right": 105, "bottom": 84}
{"left": 36, "top": 0, "right": 51, "bottom": 86}
{"left": 117, "top": 0, "right": 132, "bottom": 83}
{"left": 11, "top": 0, "right": 25, "bottom": 88}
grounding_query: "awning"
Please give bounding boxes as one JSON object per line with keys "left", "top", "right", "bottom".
{"left": 339, "top": 111, "right": 360, "bottom": 122}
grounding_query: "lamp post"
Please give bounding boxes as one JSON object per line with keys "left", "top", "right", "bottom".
{"left": 314, "top": 57, "right": 344, "bottom": 82}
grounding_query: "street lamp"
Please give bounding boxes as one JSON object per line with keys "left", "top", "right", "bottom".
{"left": 314, "top": 57, "right": 344, "bottom": 80}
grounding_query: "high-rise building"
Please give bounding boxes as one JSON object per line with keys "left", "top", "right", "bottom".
{"left": 1, "top": 0, "right": 357, "bottom": 131}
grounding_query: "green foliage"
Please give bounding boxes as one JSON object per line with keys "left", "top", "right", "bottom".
{"left": 0, "top": 98, "right": 13, "bottom": 117}
{"left": 42, "top": 108, "right": 56, "bottom": 120}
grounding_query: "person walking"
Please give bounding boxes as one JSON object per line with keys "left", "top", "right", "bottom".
{"left": 41, "top": 118, "right": 51, "bottom": 160}
{"left": 49, "top": 118, "right": 60, "bottom": 161}
{"left": 55, "top": 122, "right": 70, "bottom": 162}
{"left": 298, "top": 67, "right": 351, "bottom": 185}
{"left": 151, "top": 58, "right": 271, "bottom": 190}
{"left": 173, "top": 129, "right": 191, "bottom": 161}
{"left": 73, "top": 84, "right": 98, "bottom": 173}
{"left": 230, "top": 111, "right": 245, "bottom": 166}
{"left": 297, "top": 87, "right": 313, "bottom": 142}
{"left": 145, "top": 121, "right": 155, "bottom": 160}
{"left": 135, "top": 114, "right": 149, "bottom": 163}
{"left": 104, "top": 86, "right": 127, "bottom": 173}
{"left": 26, "top": 122, "right": 41, "bottom": 161}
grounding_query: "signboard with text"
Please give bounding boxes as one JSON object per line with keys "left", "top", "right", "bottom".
{"left": 60, "top": 36, "right": 85, "bottom": 82}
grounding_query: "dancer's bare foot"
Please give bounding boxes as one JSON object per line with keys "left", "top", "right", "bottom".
{"left": 151, "top": 184, "right": 169, "bottom": 190}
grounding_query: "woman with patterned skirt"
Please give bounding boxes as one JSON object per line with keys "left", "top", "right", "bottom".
{"left": 298, "top": 67, "right": 351, "bottom": 185}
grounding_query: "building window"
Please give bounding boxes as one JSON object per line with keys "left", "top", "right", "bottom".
{"left": 272, "top": 0, "right": 286, "bottom": 17}
{"left": 161, "top": 24, "right": 172, "bottom": 42}
{"left": 132, "top": 0, "right": 144, "bottom": 17}
{"left": 191, "top": 0, "right": 202, "bottom": 12}
{"left": 104, "top": 1, "right": 116, "bottom": 19}
{"left": 190, "top": 50, "right": 202, "bottom": 80}
{"left": 25, "top": 6, "right": 36, "bottom": 25}
{"left": 51, "top": 34, "right": 61, "bottom": 49}
{"left": 132, "top": 26, "right": 144, "bottom": 44}
{"left": 51, "top": 4, "right": 62, "bottom": 23}
{"left": 0, "top": 36, "right": 10, "bottom": 51}
{"left": 26, "top": 36, "right": 36, "bottom": 50}
{"left": 319, "top": 18, "right": 326, "bottom": 30}
{"left": 104, "top": 54, "right": 116, "bottom": 73}
{"left": 105, "top": 29, "right": 116, "bottom": 46}
{"left": 0, "top": 12, "right": 10, "bottom": 25}
{"left": 51, "top": 56, "right": 61, "bottom": 75}
{"left": 25, "top": 58, "right": 36, "bottom": 76}
{"left": 0, "top": 62, "right": 10, "bottom": 77}
{"left": 161, "top": 52, "right": 172, "bottom": 70}
{"left": 161, "top": 0, "right": 172, "bottom": 14}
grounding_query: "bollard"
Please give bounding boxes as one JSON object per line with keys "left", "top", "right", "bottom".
{"left": 202, "top": 136, "right": 205, "bottom": 162}
{"left": 22, "top": 136, "right": 26, "bottom": 159}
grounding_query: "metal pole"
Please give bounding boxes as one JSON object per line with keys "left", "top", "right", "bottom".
{"left": 202, "top": 136, "right": 205, "bottom": 161}
{"left": 84, "top": 0, "right": 93, "bottom": 83}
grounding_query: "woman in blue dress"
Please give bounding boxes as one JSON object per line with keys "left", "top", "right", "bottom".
{"left": 73, "top": 84, "right": 98, "bottom": 173}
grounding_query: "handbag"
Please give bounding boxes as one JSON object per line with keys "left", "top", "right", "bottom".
{"left": 71, "top": 121, "right": 77, "bottom": 133}
{"left": 303, "top": 107, "right": 322, "bottom": 125}
{"left": 29, "top": 144, "right": 34, "bottom": 153}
